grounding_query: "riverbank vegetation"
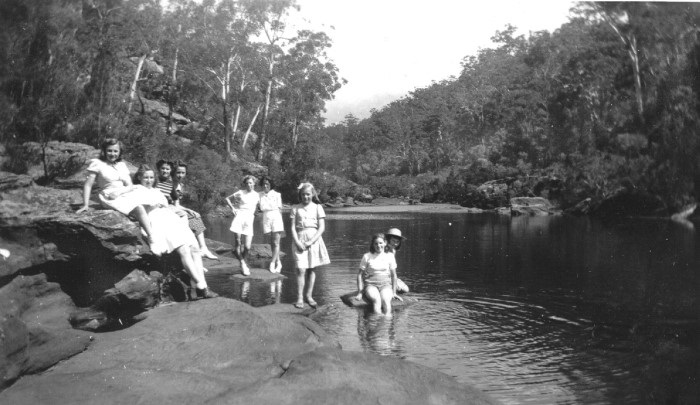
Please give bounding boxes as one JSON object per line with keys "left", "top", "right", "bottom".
{"left": 1, "top": 1, "right": 699, "bottom": 214}
{"left": 318, "top": 3, "right": 700, "bottom": 213}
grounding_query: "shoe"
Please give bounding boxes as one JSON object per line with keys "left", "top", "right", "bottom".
{"left": 275, "top": 261, "right": 282, "bottom": 273}
{"left": 241, "top": 261, "right": 250, "bottom": 276}
{"left": 269, "top": 262, "right": 276, "bottom": 273}
{"left": 197, "top": 288, "right": 219, "bottom": 299}
{"left": 201, "top": 250, "right": 218, "bottom": 260}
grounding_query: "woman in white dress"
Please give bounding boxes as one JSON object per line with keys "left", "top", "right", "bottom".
{"left": 258, "top": 176, "right": 285, "bottom": 273}
{"left": 76, "top": 138, "right": 155, "bottom": 243}
{"left": 133, "top": 164, "right": 217, "bottom": 299}
{"left": 225, "top": 175, "right": 259, "bottom": 276}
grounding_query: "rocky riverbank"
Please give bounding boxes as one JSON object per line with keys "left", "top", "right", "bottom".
{"left": 0, "top": 166, "right": 498, "bottom": 403}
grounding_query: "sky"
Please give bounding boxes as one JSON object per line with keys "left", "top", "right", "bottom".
{"left": 287, "top": 0, "right": 575, "bottom": 124}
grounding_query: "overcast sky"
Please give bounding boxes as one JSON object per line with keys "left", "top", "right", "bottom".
{"left": 288, "top": 0, "right": 575, "bottom": 124}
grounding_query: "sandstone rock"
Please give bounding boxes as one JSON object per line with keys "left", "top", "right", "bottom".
{"left": 592, "top": 190, "right": 667, "bottom": 217}
{"left": 509, "top": 197, "right": 559, "bottom": 216}
{"left": 0, "top": 299, "right": 497, "bottom": 405}
{"left": 0, "top": 274, "right": 91, "bottom": 389}
{"left": 70, "top": 270, "right": 164, "bottom": 332}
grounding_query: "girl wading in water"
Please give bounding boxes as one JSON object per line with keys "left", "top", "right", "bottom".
{"left": 226, "top": 175, "right": 259, "bottom": 276}
{"left": 290, "top": 182, "right": 330, "bottom": 309}
{"left": 355, "top": 233, "right": 402, "bottom": 315}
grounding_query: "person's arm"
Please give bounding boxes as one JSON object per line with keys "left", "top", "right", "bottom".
{"left": 391, "top": 264, "right": 403, "bottom": 302}
{"left": 290, "top": 209, "right": 305, "bottom": 252}
{"left": 76, "top": 173, "right": 97, "bottom": 213}
{"left": 304, "top": 218, "right": 325, "bottom": 249}
{"left": 225, "top": 191, "right": 239, "bottom": 214}
{"left": 355, "top": 269, "right": 364, "bottom": 300}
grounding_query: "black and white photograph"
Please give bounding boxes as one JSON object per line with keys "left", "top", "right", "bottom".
{"left": 1, "top": 1, "right": 698, "bottom": 403}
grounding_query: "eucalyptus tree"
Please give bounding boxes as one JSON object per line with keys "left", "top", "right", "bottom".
{"left": 276, "top": 30, "right": 343, "bottom": 149}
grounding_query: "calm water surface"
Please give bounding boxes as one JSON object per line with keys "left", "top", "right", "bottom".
{"left": 205, "top": 210, "right": 699, "bottom": 405}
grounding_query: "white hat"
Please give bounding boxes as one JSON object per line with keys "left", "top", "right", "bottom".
{"left": 386, "top": 228, "right": 406, "bottom": 240}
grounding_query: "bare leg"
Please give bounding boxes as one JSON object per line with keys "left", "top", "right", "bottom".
{"left": 379, "top": 287, "right": 394, "bottom": 315}
{"left": 305, "top": 268, "right": 317, "bottom": 306}
{"left": 295, "top": 267, "right": 306, "bottom": 307}
{"left": 131, "top": 206, "right": 153, "bottom": 242}
{"left": 364, "top": 285, "right": 382, "bottom": 314}
{"left": 232, "top": 233, "right": 242, "bottom": 260}
{"left": 239, "top": 234, "right": 252, "bottom": 275}
{"left": 269, "top": 232, "right": 281, "bottom": 272}
{"left": 176, "top": 245, "right": 204, "bottom": 287}
{"left": 197, "top": 232, "right": 217, "bottom": 259}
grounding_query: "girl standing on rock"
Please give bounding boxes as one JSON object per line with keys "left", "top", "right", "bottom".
{"left": 290, "top": 182, "right": 330, "bottom": 309}
{"left": 133, "top": 164, "right": 217, "bottom": 299}
{"left": 76, "top": 138, "right": 155, "bottom": 244}
{"left": 226, "top": 175, "right": 259, "bottom": 276}
{"left": 258, "top": 176, "right": 285, "bottom": 273}
{"left": 355, "top": 233, "right": 402, "bottom": 315}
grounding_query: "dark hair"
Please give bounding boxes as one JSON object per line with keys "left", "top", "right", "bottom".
{"left": 170, "top": 161, "right": 188, "bottom": 202}
{"left": 259, "top": 175, "right": 275, "bottom": 189}
{"left": 156, "top": 159, "right": 174, "bottom": 171}
{"left": 369, "top": 233, "right": 387, "bottom": 254}
{"left": 174, "top": 160, "right": 187, "bottom": 171}
{"left": 133, "top": 164, "right": 158, "bottom": 187}
{"left": 386, "top": 235, "right": 402, "bottom": 251}
{"left": 99, "top": 138, "right": 123, "bottom": 162}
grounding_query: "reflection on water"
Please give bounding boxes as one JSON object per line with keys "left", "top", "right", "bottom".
{"left": 205, "top": 212, "right": 699, "bottom": 405}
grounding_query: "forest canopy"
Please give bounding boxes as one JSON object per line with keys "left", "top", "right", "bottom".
{"left": 1, "top": 1, "right": 699, "bottom": 214}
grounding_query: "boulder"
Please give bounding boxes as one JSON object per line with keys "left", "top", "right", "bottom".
{"left": 592, "top": 190, "right": 668, "bottom": 218}
{"left": 509, "top": 197, "right": 559, "bottom": 216}
{"left": 0, "top": 298, "right": 498, "bottom": 405}
{"left": 69, "top": 270, "right": 164, "bottom": 332}
{"left": 0, "top": 274, "right": 92, "bottom": 389}
{"left": 3, "top": 142, "right": 99, "bottom": 187}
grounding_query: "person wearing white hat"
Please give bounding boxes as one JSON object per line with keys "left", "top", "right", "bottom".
{"left": 385, "top": 228, "right": 410, "bottom": 293}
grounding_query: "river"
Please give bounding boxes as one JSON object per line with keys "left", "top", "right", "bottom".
{"left": 204, "top": 209, "right": 699, "bottom": 405}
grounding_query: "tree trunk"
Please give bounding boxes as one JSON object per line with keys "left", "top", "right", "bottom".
{"left": 628, "top": 35, "right": 644, "bottom": 122}
{"left": 291, "top": 116, "right": 298, "bottom": 149}
{"left": 167, "top": 25, "right": 180, "bottom": 136}
{"left": 127, "top": 53, "right": 147, "bottom": 114}
{"left": 256, "top": 55, "right": 274, "bottom": 161}
{"left": 243, "top": 104, "right": 262, "bottom": 149}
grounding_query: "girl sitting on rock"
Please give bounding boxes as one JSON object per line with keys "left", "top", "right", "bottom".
{"left": 77, "top": 138, "right": 155, "bottom": 244}
{"left": 355, "top": 233, "right": 402, "bottom": 315}
{"left": 133, "top": 164, "right": 218, "bottom": 299}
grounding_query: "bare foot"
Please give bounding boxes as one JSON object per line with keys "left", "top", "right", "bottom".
{"left": 241, "top": 260, "right": 250, "bottom": 276}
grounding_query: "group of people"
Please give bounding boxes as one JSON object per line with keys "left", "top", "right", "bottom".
{"left": 76, "top": 138, "right": 409, "bottom": 313}
{"left": 76, "top": 138, "right": 218, "bottom": 299}
{"left": 226, "top": 178, "right": 330, "bottom": 309}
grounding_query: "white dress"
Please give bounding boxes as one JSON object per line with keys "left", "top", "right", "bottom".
{"left": 139, "top": 187, "right": 197, "bottom": 255}
{"left": 290, "top": 203, "right": 331, "bottom": 269}
{"left": 86, "top": 159, "right": 152, "bottom": 215}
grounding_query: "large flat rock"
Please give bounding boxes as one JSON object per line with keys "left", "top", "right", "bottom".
{"left": 1, "top": 298, "right": 498, "bottom": 405}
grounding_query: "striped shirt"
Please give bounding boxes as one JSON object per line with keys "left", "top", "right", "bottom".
{"left": 156, "top": 180, "right": 173, "bottom": 204}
